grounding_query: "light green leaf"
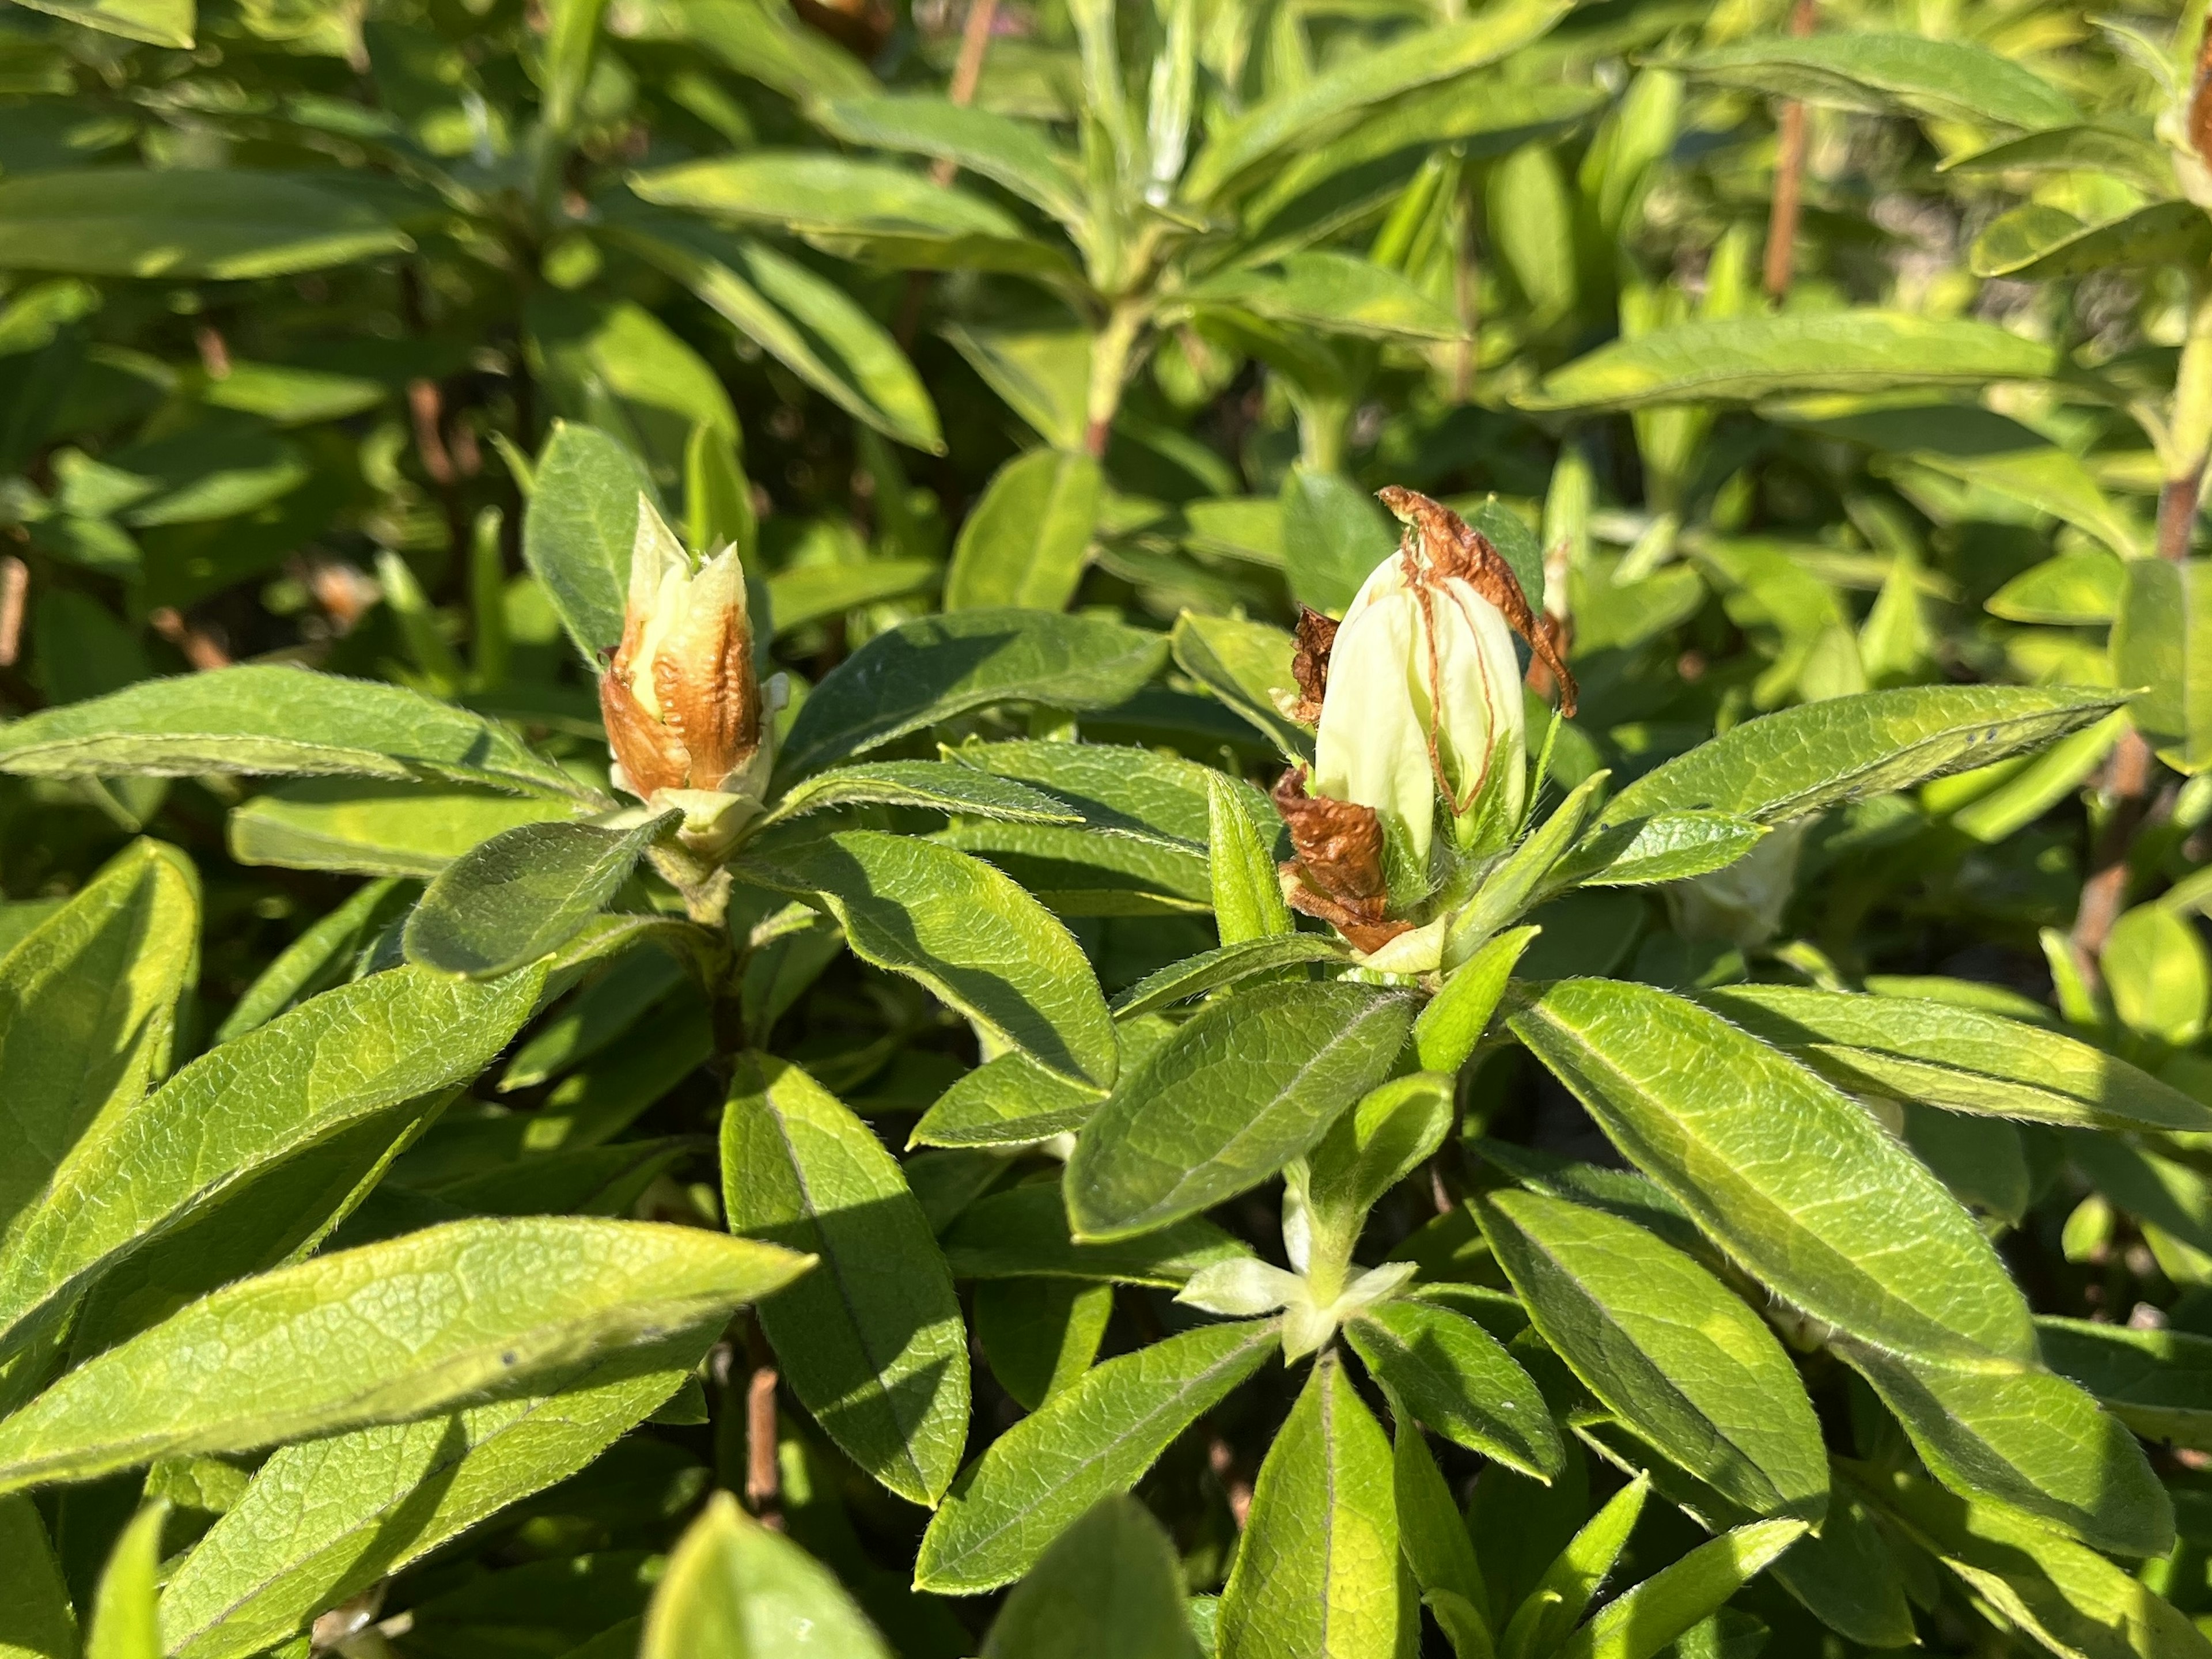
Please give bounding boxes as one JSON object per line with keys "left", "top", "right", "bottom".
{"left": 641, "top": 0, "right": 876, "bottom": 101}
{"left": 642, "top": 1490, "right": 890, "bottom": 1658}
{"left": 12, "top": 0, "right": 189, "bottom": 44}
{"left": 1861, "top": 1469, "right": 2212, "bottom": 1659}
{"left": 1279, "top": 465, "right": 1396, "bottom": 617}
{"left": 1111, "top": 937, "right": 1344, "bottom": 1019}
{"left": 1600, "top": 684, "right": 2125, "bottom": 828}
{"left": 1208, "top": 773, "right": 1297, "bottom": 945}
{"left": 1525, "top": 313, "right": 2061, "bottom": 412}
{"left": 722, "top": 1054, "right": 968, "bottom": 1507}
{"left": 2036, "top": 1316, "right": 2212, "bottom": 1451}
{"left": 521, "top": 422, "right": 656, "bottom": 665}
{"left": 1556, "top": 812, "right": 1766, "bottom": 889}
{"left": 1066, "top": 979, "right": 1416, "bottom": 1241}
{"left": 0, "top": 1217, "right": 808, "bottom": 1494}
{"left": 762, "top": 760, "right": 1080, "bottom": 827}
{"left": 952, "top": 738, "right": 1265, "bottom": 851}
{"left": 1345, "top": 1300, "right": 1560, "bottom": 1479}
{"left": 0, "top": 666, "right": 594, "bottom": 801}
{"left": 774, "top": 610, "right": 1167, "bottom": 782}
{"left": 1500, "top": 1474, "right": 1648, "bottom": 1659}
{"left": 1972, "top": 200, "right": 2212, "bottom": 282}
{"left": 911, "top": 1050, "right": 1108, "bottom": 1149}
{"left": 1698, "top": 983, "right": 2212, "bottom": 1134}
{"left": 0, "top": 172, "right": 406, "bottom": 279}
{"left": 1181, "top": 0, "right": 1571, "bottom": 203}
{"left": 157, "top": 1332, "right": 711, "bottom": 1659}
{"left": 1185, "top": 252, "right": 1460, "bottom": 343}
{"left": 605, "top": 212, "right": 944, "bottom": 453}
{"left": 0, "top": 1492, "right": 73, "bottom": 1659}
{"left": 1476, "top": 1188, "right": 1827, "bottom": 1518}
{"left": 1667, "top": 33, "right": 2076, "bottom": 129}
{"left": 915, "top": 1319, "right": 1280, "bottom": 1593}
{"left": 1389, "top": 1415, "right": 1489, "bottom": 1641}
{"left": 1987, "top": 548, "right": 2126, "bottom": 625}
{"left": 768, "top": 558, "right": 938, "bottom": 634}
{"left": 86, "top": 1501, "right": 165, "bottom": 1659}
{"left": 1415, "top": 926, "right": 1538, "bottom": 1077}
{"left": 941, "top": 311, "right": 1091, "bottom": 452}
{"left": 1836, "top": 1340, "right": 2171, "bottom": 1559}
{"left": 938, "top": 1182, "right": 1253, "bottom": 1286}
{"left": 1217, "top": 1352, "right": 1399, "bottom": 1659}
{"left": 738, "top": 829, "right": 1116, "bottom": 1088}
{"left": 1941, "top": 122, "right": 2173, "bottom": 190}
{"left": 0, "top": 962, "right": 544, "bottom": 1349}
{"left": 0, "top": 839, "right": 196, "bottom": 1238}
{"left": 229, "top": 782, "right": 587, "bottom": 878}
{"left": 1552, "top": 1520, "right": 1807, "bottom": 1659}
{"left": 812, "top": 95, "right": 1085, "bottom": 228}
{"left": 944, "top": 449, "right": 1103, "bottom": 613}
{"left": 1449, "top": 772, "right": 1609, "bottom": 960}
{"left": 403, "top": 812, "right": 677, "bottom": 979}
{"left": 2114, "top": 558, "right": 2212, "bottom": 774}
{"left": 1170, "top": 612, "right": 1311, "bottom": 762}
{"left": 1507, "top": 978, "right": 2035, "bottom": 1363}
{"left": 980, "top": 1495, "right": 1201, "bottom": 1659}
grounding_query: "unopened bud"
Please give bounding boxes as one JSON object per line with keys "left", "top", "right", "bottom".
{"left": 599, "top": 497, "right": 775, "bottom": 853}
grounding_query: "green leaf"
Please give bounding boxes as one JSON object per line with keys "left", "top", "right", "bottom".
{"left": 157, "top": 1333, "right": 711, "bottom": 1659}
{"left": 1697, "top": 984, "right": 2212, "bottom": 1134}
{"left": 1506, "top": 979, "right": 2035, "bottom": 1363}
{"left": 403, "top": 812, "right": 677, "bottom": 979}
{"left": 1475, "top": 1188, "right": 1827, "bottom": 1519}
{"left": 1987, "top": 548, "right": 2126, "bottom": 625}
{"left": 1066, "top": 980, "right": 1416, "bottom": 1241}
{"left": 0, "top": 1217, "right": 809, "bottom": 1494}
{"left": 974, "top": 1279, "right": 1113, "bottom": 1412}
{"left": 0, "top": 962, "right": 544, "bottom": 1349}
{"left": 0, "top": 666, "right": 594, "bottom": 801}
{"left": 812, "top": 96, "right": 1085, "bottom": 229}
{"left": 1525, "top": 313, "right": 2061, "bottom": 411}
{"left": 1389, "top": 1415, "right": 1489, "bottom": 1639}
{"left": 1861, "top": 1469, "right": 2212, "bottom": 1659}
{"left": 0, "top": 1492, "right": 73, "bottom": 1659}
{"left": 1186, "top": 252, "right": 1460, "bottom": 344}
{"left": 1170, "top": 612, "right": 1312, "bottom": 762}
{"left": 1344, "top": 1300, "right": 1560, "bottom": 1479}
{"left": 944, "top": 449, "right": 1103, "bottom": 613}
{"left": 1207, "top": 773, "right": 1297, "bottom": 945}
{"left": 763, "top": 760, "right": 1080, "bottom": 827}
{"left": 1551, "top": 1520, "right": 1808, "bottom": 1659}
{"left": 1668, "top": 33, "right": 2075, "bottom": 128}
{"left": 1972, "top": 200, "right": 2212, "bottom": 281}
{"left": 722, "top": 1054, "right": 968, "bottom": 1507}
{"left": 2104, "top": 902, "right": 2211, "bottom": 1046}
{"left": 942, "top": 310, "right": 1090, "bottom": 452}
{"left": 952, "top": 739, "right": 1264, "bottom": 851}
{"left": 1500, "top": 1474, "right": 1648, "bottom": 1659}
{"left": 85, "top": 1501, "right": 164, "bottom": 1659}
{"left": 1111, "top": 937, "right": 1344, "bottom": 1019}
{"left": 2114, "top": 558, "right": 2212, "bottom": 774}
{"left": 229, "top": 782, "right": 588, "bottom": 878}
{"left": 1449, "top": 773, "right": 1609, "bottom": 961}
{"left": 737, "top": 830, "right": 1116, "bottom": 1088}
{"left": 1557, "top": 813, "right": 1766, "bottom": 889}
{"left": 2036, "top": 1316, "right": 2212, "bottom": 1451}
{"left": 0, "top": 840, "right": 196, "bottom": 1238}
{"left": 521, "top": 422, "right": 656, "bottom": 666}
{"left": 1600, "top": 684, "right": 2126, "bottom": 828}
{"left": 604, "top": 213, "right": 943, "bottom": 453}
{"left": 1279, "top": 466, "right": 1396, "bottom": 616}
{"left": 910, "top": 1050, "right": 1108, "bottom": 1149}
{"left": 642, "top": 1490, "right": 890, "bottom": 1658}
{"left": 1835, "top": 1340, "right": 2171, "bottom": 1559}
{"left": 1942, "top": 122, "right": 2175, "bottom": 191}
{"left": 915, "top": 1319, "right": 1280, "bottom": 1593}
{"left": 1217, "top": 1351, "right": 1399, "bottom": 1659}
{"left": 0, "top": 172, "right": 407, "bottom": 279}
{"left": 767, "top": 559, "right": 938, "bottom": 634}
{"left": 980, "top": 1495, "right": 1201, "bottom": 1659}
{"left": 774, "top": 611, "right": 1167, "bottom": 782}
{"left": 1181, "top": 0, "right": 1571, "bottom": 203}
{"left": 14, "top": 0, "right": 188, "bottom": 43}
{"left": 938, "top": 1182, "right": 1253, "bottom": 1286}
{"left": 1414, "top": 926, "right": 1537, "bottom": 1076}
{"left": 645, "top": 0, "right": 876, "bottom": 101}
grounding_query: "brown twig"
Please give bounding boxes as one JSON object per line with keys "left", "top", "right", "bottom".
{"left": 0, "top": 556, "right": 26, "bottom": 668}
{"left": 895, "top": 0, "right": 1000, "bottom": 348}
{"left": 149, "top": 606, "right": 231, "bottom": 670}
{"left": 1207, "top": 1434, "right": 1253, "bottom": 1530}
{"left": 1762, "top": 0, "right": 1817, "bottom": 302}
{"left": 745, "top": 1365, "right": 783, "bottom": 1528}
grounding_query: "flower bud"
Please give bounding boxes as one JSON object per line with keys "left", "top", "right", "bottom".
{"left": 1275, "top": 488, "right": 1574, "bottom": 948}
{"left": 599, "top": 497, "right": 774, "bottom": 851}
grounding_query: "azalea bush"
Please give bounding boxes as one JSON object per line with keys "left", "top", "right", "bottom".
{"left": 4, "top": 0, "right": 2212, "bottom": 1653}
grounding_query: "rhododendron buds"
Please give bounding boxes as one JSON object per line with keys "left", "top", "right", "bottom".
{"left": 599, "top": 499, "right": 775, "bottom": 854}
{"left": 1275, "top": 487, "right": 1574, "bottom": 952}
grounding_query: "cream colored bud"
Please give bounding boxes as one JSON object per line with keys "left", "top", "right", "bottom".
{"left": 599, "top": 496, "right": 772, "bottom": 848}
